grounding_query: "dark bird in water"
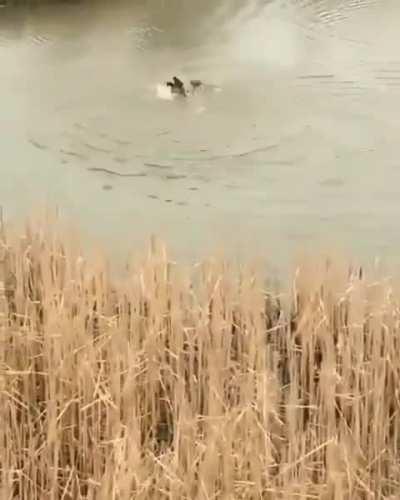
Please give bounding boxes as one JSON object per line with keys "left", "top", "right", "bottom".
{"left": 190, "top": 79, "right": 202, "bottom": 90}
{"left": 166, "top": 76, "right": 187, "bottom": 96}
{"left": 166, "top": 76, "right": 204, "bottom": 97}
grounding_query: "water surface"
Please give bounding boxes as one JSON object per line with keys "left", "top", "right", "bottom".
{"left": 1, "top": 0, "right": 400, "bottom": 274}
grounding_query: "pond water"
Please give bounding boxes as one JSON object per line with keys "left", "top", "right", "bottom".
{"left": 1, "top": 0, "right": 400, "bottom": 275}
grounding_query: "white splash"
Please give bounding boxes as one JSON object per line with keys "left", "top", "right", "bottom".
{"left": 156, "top": 84, "right": 173, "bottom": 101}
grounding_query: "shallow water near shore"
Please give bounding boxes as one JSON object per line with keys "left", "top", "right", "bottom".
{"left": 2, "top": 0, "right": 400, "bottom": 274}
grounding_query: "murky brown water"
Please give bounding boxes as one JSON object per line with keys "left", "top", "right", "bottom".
{"left": 2, "top": 0, "right": 400, "bottom": 274}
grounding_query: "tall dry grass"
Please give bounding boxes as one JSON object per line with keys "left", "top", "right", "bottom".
{"left": 0, "top": 216, "right": 399, "bottom": 499}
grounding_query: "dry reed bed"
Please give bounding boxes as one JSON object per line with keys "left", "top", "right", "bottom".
{"left": 0, "top": 220, "right": 399, "bottom": 499}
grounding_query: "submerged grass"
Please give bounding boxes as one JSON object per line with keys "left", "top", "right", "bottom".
{"left": 0, "top": 216, "right": 399, "bottom": 499}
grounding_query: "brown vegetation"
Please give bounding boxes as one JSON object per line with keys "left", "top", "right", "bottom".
{"left": 0, "top": 217, "right": 399, "bottom": 499}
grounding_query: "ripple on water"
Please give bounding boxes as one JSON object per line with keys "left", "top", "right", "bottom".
{"left": 297, "top": 0, "right": 380, "bottom": 28}
{"left": 279, "top": 0, "right": 397, "bottom": 98}
{"left": 28, "top": 34, "right": 53, "bottom": 46}
{"left": 319, "top": 177, "right": 345, "bottom": 188}
{"left": 374, "top": 63, "right": 400, "bottom": 89}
